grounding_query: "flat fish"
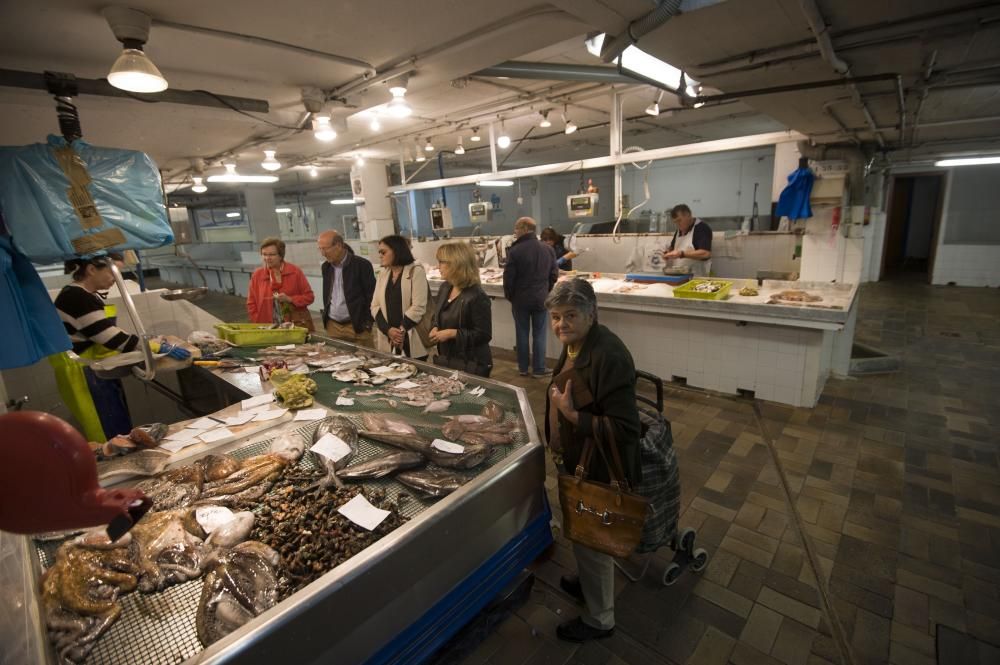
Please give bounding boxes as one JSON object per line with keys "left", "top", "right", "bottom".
{"left": 422, "top": 399, "right": 451, "bottom": 414}
{"left": 333, "top": 368, "right": 370, "bottom": 383}
{"left": 445, "top": 414, "right": 491, "bottom": 424}
{"left": 339, "top": 451, "right": 426, "bottom": 480}
{"left": 397, "top": 469, "right": 469, "bottom": 498}
{"left": 311, "top": 417, "right": 359, "bottom": 488}
{"left": 197, "top": 541, "right": 279, "bottom": 647}
{"left": 382, "top": 363, "right": 417, "bottom": 380}
{"left": 426, "top": 442, "right": 490, "bottom": 470}
{"left": 358, "top": 430, "right": 433, "bottom": 454}
{"left": 481, "top": 401, "right": 505, "bottom": 423}
{"left": 97, "top": 449, "right": 171, "bottom": 482}
{"left": 362, "top": 414, "right": 417, "bottom": 436}
{"left": 458, "top": 431, "right": 513, "bottom": 446}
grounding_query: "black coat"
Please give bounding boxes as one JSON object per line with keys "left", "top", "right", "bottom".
{"left": 545, "top": 323, "right": 641, "bottom": 486}
{"left": 431, "top": 283, "right": 493, "bottom": 371}
{"left": 321, "top": 251, "right": 376, "bottom": 333}
{"left": 503, "top": 233, "right": 558, "bottom": 311}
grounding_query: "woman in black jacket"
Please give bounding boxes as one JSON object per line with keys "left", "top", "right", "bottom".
{"left": 545, "top": 277, "right": 641, "bottom": 644}
{"left": 430, "top": 242, "right": 492, "bottom": 377}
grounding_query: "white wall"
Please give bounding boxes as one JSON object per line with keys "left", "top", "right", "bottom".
{"left": 932, "top": 166, "right": 1000, "bottom": 287}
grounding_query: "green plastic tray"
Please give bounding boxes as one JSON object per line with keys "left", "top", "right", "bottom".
{"left": 672, "top": 278, "right": 733, "bottom": 300}
{"left": 214, "top": 323, "right": 308, "bottom": 346}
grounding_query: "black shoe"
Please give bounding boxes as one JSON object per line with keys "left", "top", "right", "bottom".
{"left": 556, "top": 617, "right": 614, "bottom": 643}
{"left": 560, "top": 575, "right": 585, "bottom": 604}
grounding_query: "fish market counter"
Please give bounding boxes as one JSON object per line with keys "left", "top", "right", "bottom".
{"left": 2, "top": 337, "right": 552, "bottom": 665}
{"left": 433, "top": 275, "right": 859, "bottom": 408}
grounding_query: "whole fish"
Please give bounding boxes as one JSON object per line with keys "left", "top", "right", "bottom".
{"left": 445, "top": 414, "right": 491, "bottom": 424}
{"left": 481, "top": 401, "right": 505, "bottom": 423}
{"left": 359, "top": 430, "right": 433, "bottom": 454}
{"left": 310, "top": 417, "right": 359, "bottom": 489}
{"left": 129, "top": 422, "right": 169, "bottom": 448}
{"left": 397, "top": 469, "right": 469, "bottom": 498}
{"left": 362, "top": 414, "right": 417, "bottom": 436}
{"left": 458, "top": 431, "right": 513, "bottom": 446}
{"left": 422, "top": 399, "right": 451, "bottom": 414}
{"left": 426, "top": 442, "right": 490, "bottom": 470}
{"left": 339, "top": 451, "right": 426, "bottom": 480}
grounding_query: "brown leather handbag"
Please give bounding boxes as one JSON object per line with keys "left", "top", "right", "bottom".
{"left": 558, "top": 416, "right": 650, "bottom": 558}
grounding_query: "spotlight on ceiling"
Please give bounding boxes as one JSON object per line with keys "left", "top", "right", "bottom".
{"left": 424, "top": 138, "right": 434, "bottom": 152}
{"left": 190, "top": 176, "right": 207, "bottom": 194}
{"left": 455, "top": 136, "right": 465, "bottom": 155}
{"left": 562, "top": 106, "right": 577, "bottom": 134}
{"left": 369, "top": 112, "right": 381, "bottom": 132}
{"left": 102, "top": 6, "right": 168, "bottom": 93}
{"left": 312, "top": 115, "right": 336, "bottom": 141}
{"left": 387, "top": 74, "right": 412, "bottom": 118}
{"left": 470, "top": 127, "right": 481, "bottom": 142}
{"left": 646, "top": 90, "right": 664, "bottom": 116}
{"left": 415, "top": 140, "right": 426, "bottom": 162}
{"left": 355, "top": 154, "right": 365, "bottom": 167}
{"left": 539, "top": 111, "right": 552, "bottom": 128}
{"left": 261, "top": 150, "right": 281, "bottom": 171}
{"left": 497, "top": 122, "right": 511, "bottom": 149}
{"left": 207, "top": 162, "right": 279, "bottom": 183}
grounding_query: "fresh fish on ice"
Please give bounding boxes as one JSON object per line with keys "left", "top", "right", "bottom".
{"left": 310, "top": 416, "right": 359, "bottom": 488}
{"left": 362, "top": 414, "right": 417, "bottom": 435}
{"left": 422, "top": 399, "right": 451, "bottom": 414}
{"left": 397, "top": 468, "right": 470, "bottom": 498}
{"left": 333, "top": 368, "right": 370, "bottom": 383}
{"left": 338, "top": 451, "right": 426, "bottom": 480}
{"left": 358, "top": 430, "right": 433, "bottom": 454}
{"left": 426, "top": 442, "right": 490, "bottom": 470}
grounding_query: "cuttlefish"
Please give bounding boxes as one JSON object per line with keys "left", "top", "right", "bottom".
{"left": 196, "top": 541, "right": 280, "bottom": 647}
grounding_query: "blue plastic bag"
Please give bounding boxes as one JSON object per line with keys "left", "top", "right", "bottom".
{"left": 0, "top": 136, "right": 173, "bottom": 263}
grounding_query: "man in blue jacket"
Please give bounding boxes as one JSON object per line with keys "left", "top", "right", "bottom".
{"left": 318, "top": 230, "right": 376, "bottom": 347}
{"left": 503, "top": 217, "right": 558, "bottom": 376}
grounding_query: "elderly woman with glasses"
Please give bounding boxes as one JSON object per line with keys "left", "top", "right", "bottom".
{"left": 545, "top": 277, "right": 641, "bottom": 644}
{"left": 247, "top": 236, "right": 315, "bottom": 330}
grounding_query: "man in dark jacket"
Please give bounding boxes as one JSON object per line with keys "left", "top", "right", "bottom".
{"left": 503, "top": 217, "right": 558, "bottom": 376}
{"left": 317, "top": 230, "right": 376, "bottom": 347}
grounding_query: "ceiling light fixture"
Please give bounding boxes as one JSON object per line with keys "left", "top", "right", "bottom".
{"left": 387, "top": 74, "right": 412, "bottom": 118}
{"left": 476, "top": 180, "right": 515, "bottom": 187}
{"left": 539, "top": 111, "right": 552, "bottom": 128}
{"left": 497, "top": 121, "right": 511, "bottom": 149}
{"left": 312, "top": 115, "right": 336, "bottom": 141}
{"left": 330, "top": 199, "right": 356, "bottom": 205}
{"left": 415, "top": 139, "right": 426, "bottom": 162}
{"left": 646, "top": 90, "right": 664, "bottom": 116}
{"left": 562, "top": 107, "right": 577, "bottom": 135}
{"left": 275, "top": 207, "right": 292, "bottom": 213}
{"left": 355, "top": 154, "right": 365, "bottom": 167}
{"left": 424, "top": 138, "right": 434, "bottom": 152}
{"left": 455, "top": 136, "right": 465, "bottom": 155}
{"left": 693, "top": 101, "right": 705, "bottom": 109}
{"left": 207, "top": 163, "right": 279, "bottom": 184}
{"left": 369, "top": 112, "right": 381, "bottom": 132}
{"left": 934, "top": 156, "right": 1000, "bottom": 167}
{"left": 102, "top": 7, "right": 168, "bottom": 93}
{"left": 309, "top": 166, "right": 318, "bottom": 178}
{"left": 470, "top": 127, "right": 481, "bottom": 142}
{"left": 225, "top": 212, "right": 241, "bottom": 218}
{"left": 190, "top": 176, "right": 207, "bottom": 194}
{"left": 261, "top": 150, "right": 281, "bottom": 171}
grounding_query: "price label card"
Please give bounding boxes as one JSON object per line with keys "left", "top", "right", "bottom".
{"left": 224, "top": 412, "right": 256, "bottom": 427}
{"left": 431, "top": 438, "right": 465, "bottom": 454}
{"left": 187, "top": 417, "right": 219, "bottom": 430}
{"left": 161, "top": 438, "right": 200, "bottom": 453}
{"left": 310, "top": 433, "right": 353, "bottom": 463}
{"left": 294, "top": 408, "right": 328, "bottom": 422}
{"left": 199, "top": 428, "right": 233, "bottom": 443}
{"left": 336, "top": 396, "right": 355, "bottom": 406}
{"left": 252, "top": 409, "right": 287, "bottom": 422}
{"left": 164, "top": 428, "right": 202, "bottom": 443}
{"left": 337, "top": 494, "right": 390, "bottom": 531}
{"left": 275, "top": 344, "right": 296, "bottom": 350}
{"left": 241, "top": 393, "right": 276, "bottom": 410}
{"left": 195, "top": 506, "right": 235, "bottom": 533}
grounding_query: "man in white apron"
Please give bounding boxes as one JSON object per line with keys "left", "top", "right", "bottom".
{"left": 663, "top": 204, "right": 713, "bottom": 277}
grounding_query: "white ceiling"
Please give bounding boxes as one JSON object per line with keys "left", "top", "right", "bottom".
{"left": 1, "top": 0, "right": 998, "bottom": 204}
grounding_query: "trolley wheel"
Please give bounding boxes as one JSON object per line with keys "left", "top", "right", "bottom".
{"left": 662, "top": 562, "right": 683, "bottom": 586}
{"left": 679, "top": 527, "right": 697, "bottom": 554}
{"left": 690, "top": 548, "right": 709, "bottom": 572}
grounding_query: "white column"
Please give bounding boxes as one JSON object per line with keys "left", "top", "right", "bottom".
{"left": 243, "top": 186, "right": 279, "bottom": 243}
{"left": 771, "top": 142, "right": 802, "bottom": 203}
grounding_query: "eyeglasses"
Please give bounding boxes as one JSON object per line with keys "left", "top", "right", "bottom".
{"left": 261, "top": 252, "right": 280, "bottom": 257}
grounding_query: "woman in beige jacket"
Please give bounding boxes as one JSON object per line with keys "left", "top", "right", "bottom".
{"left": 370, "top": 234, "right": 432, "bottom": 359}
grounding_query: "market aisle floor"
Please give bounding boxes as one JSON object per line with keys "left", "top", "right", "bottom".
{"left": 152, "top": 278, "right": 1000, "bottom": 665}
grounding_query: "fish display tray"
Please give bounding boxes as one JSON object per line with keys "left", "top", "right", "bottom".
{"left": 672, "top": 278, "right": 733, "bottom": 300}
{"left": 32, "top": 392, "right": 528, "bottom": 665}
{"left": 214, "top": 323, "right": 308, "bottom": 347}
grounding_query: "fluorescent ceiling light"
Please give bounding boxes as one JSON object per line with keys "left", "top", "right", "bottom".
{"left": 107, "top": 48, "right": 168, "bottom": 93}
{"left": 313, "top": 115, "right": 336, "bottom": 141}
{"left": 261, "top": 150, "right": 281, "bottom": 171}
{"left": 225, "top": 212, "right": 241, "bottom": 218}
{"left": 477, "top": 180, "right": 514, "bottom": 187}
{"left": 934, "top": 156, "right": 1000, "bottom": 167}
{"left": 275, "top": 207, "right": 292, "bottom": 213}
{"left": 391, "top": 190, "right": 407, "bottom": 195}
{"left": 330, "top": 199, "right": 356, "bottom": 204}
{"left": 620, "top": 45, "right": 682, "bottom": 90}
{"left": 190, "top": 176, "right": 207, "bottom": 193}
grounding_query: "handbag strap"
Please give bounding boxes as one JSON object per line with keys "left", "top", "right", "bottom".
{"left": 591, "top": 416, "right": 632, "bottom": 492}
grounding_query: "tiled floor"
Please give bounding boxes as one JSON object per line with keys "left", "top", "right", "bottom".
{"left": 153, "top": 277, "right": 1000, "bottom": 665}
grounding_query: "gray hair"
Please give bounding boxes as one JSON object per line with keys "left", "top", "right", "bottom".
{"left": 545, "top": 278, "right": 597, "bottom": 320}
{"left": 514, "top": 217, "right": 537, "bottom": 235}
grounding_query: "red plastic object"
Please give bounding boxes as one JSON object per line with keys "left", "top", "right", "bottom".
{"left": 0, "top": 411, "right": 149, "bottom": 537}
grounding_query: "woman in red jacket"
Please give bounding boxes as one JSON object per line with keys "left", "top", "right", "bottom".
{"left": 247, "top": 237, "right": 316, "bottom": 330}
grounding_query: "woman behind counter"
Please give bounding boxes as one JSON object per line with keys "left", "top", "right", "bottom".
{"left": 247, "top": 237, "right": 315, "bottom": 330}
{"left": 540, "top": 227, "right": 578, "bottom": 270}
{"left": 429, "top": 242, "right": 493, "bottom": 377}
{"left": 545, "top": 278, "right": 641, "bottom": 643}
{"left": 371, "top": 234, "right": 431, "bottom": 360}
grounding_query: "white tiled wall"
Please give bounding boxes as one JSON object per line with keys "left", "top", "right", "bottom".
{"left": 932, "top": 245, "right": 1000, "bottom": 287}
{"left": 800, "top": 206, "right": 869, "bottom": 284}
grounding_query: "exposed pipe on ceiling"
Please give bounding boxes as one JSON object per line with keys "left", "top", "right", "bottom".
{"left": 599, "top": 0, "right": 683, "bottom": 63}
{"left": 692, "top": 73, "right": 898, "bottom": 104}
{"left": 798, "top": 0, "right": 885, "bottom": 148}
{"left": 475, "top": 62, "right": 635, "bottom": 84}
{"left": 896, "top": 76, "right": 906, "bottom": 144}
{"left": 152, "top": 19, "right": 375, "bottom": 73}
{"left": 327, "top": 5, "right": 581, "bottom": 102}
{"left": 910, "top": 50, "right": 938, "bottom": 147}
{"left": 822, "top": 101, "right": 860, "bottom": 145}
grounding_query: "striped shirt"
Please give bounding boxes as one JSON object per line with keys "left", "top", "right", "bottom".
{"left": 54, "top": 284, "right": 140, "bottom": 355}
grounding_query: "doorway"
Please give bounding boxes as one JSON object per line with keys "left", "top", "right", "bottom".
{"left": 882, "top": 174, "right": 944, "bottom": 281}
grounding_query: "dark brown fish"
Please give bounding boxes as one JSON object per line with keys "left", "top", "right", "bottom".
{"left": 338, "top": 452, "right": 426, "bottom": 480}
{"left": 426, "top": 442, "right": 490, "bottom": 470}
{"left": 396, "top": 469, "right": 469, "bottom": 498}
{"left": 129, "top": 422, "right": 168, "bottom": 448}
{"left": 359, "top": 430, "right": 433, "bottom": 454}
{"left": 481, "top": 401, "right": 505, "bottom": 423}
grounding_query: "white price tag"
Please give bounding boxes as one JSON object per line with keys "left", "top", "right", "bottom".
{"left": 310, "top": 433, "right": 353, "bottom": 463}
{"left": 224, "top": 412, "right": 256, "bottom": 427}
{"left": 195, "top": 506, "right": 235, "bottom": 533}
{"left": 199, "top": 428, "right": 233, "bottom": 443}
{"left": 431, "top": 438, "right": 465, "bottom": 454}
{"left": 244, "top": 366, "right": 259, "bottom": 373}
{"left": 293, "top": 408, "right": 328, "bottom": 422}
{"left": 187, "top": 417, "right": 219, "bottom": 430}
{"left": 307, "top": 352, "right": 319, "bottom": 356}
{"left": 368, "top": 366, "right": 393, "bottom": 375}
{"left": 335, "top": 396, "right": 355, "bottom": 406}
{"left": 161, "top": 439, "right": 199, "bottom": 453}
{"left": 164, "top": 428, "right": 202, "bottom": 443}
{"left": 241, "top": 393, "right": 276, "bottom": 410}
{"left": 252, "top": 409, "right": 287, "bottom": 422}
{"left": 394, "top": 380, "right": 419, "bottom": 389}
{"left": 275, "top": 344, "right": 296, "bottom": 350}
{"left": 337, "top": 494, "right": 390, "bottom": 531}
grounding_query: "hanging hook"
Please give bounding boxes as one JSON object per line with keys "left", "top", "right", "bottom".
{"left": 44, "top": 71, "right": 83, "bottom": 143}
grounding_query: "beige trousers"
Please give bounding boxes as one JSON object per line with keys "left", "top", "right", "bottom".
{"left": 324, "top": 319, "right": 373, "bottom": 348}
{"left": 573, "top": 541, "right": 616, "bottom": 629}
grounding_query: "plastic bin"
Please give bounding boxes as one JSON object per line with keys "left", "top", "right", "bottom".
{"left": 672, "top": 279, "right": 733, "bottom": 300}
{"left": 214, "top": 323, "right": 308, "bottom": 346}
